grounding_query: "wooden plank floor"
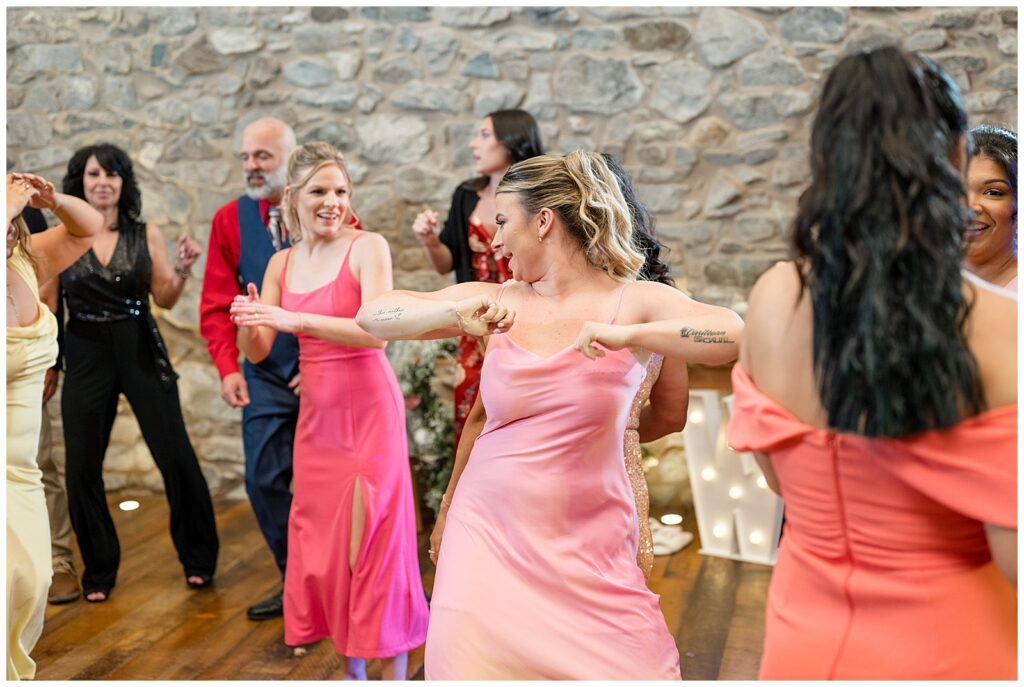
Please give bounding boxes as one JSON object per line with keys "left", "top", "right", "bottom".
{"left": 35, "top": 494, "right": 767, "bottom": 680}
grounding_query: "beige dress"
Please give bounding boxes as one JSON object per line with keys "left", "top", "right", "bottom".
{"left": 624, "top": 353, "right": 664, "bottom": 579}
{"left": 7, "top": 246, "right": 58, "bottom": 680}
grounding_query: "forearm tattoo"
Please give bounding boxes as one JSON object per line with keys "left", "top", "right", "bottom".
{"left": 680, "top": 327, "right": 734, "bottom": 344}
{"left": 371, "top": 306, "right": 404, "bottom": 323}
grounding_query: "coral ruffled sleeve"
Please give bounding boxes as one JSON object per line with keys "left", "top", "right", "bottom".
{"left": 880, "top": 407, "right": 1018, "bottom": 529}
{"left": 726, "top": 364, "right": 814, "bottom": 453}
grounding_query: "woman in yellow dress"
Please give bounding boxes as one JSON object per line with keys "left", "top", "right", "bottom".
{"left": 7, "top": 172, "right": 102, "bottom": 680}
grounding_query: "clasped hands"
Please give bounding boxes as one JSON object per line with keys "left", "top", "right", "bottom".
{"left": 230, "top": 283, "right": 302, "bottom": 333}
{"left": 7, "top": 173, "right": 59, "bottom": 222}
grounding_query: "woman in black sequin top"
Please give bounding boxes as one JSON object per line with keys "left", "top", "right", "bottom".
{"left": 59, "top": 143, "right": 219, "bottom": 602}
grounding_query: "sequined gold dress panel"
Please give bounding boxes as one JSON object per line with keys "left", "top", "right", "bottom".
{"left": 624, "top": 353, "right": 664, "bottom": 579}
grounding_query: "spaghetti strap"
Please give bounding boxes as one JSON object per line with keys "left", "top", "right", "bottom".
{"left": 608, "top": 282, "right": 631, "bottom": 324}
{"left": 496, "top": 279, "right": 515, "bottom": 304}
{"left": 278, "top": 247, "right": 293, "bottom": 290}
{"left": 341, "top": 232, "right": 366, "bottom": 269}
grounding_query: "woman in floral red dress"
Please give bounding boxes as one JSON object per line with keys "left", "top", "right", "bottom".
{"left": 411, "top": 109, "right": 543, "bottom": 447}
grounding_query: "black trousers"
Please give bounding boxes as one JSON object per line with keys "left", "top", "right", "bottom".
{"left": 61, "top": 318, "right": 219, "bottom": 592}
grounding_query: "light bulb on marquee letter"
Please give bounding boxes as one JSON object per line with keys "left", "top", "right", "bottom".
{"left": 701, "top": 467, "right": 717, "bottom": 482}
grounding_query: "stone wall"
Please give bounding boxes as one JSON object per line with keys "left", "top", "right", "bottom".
{"left": 7, "top": 6, "right": 1017, "bottom": 495}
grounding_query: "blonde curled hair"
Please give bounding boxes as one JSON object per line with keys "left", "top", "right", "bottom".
{"left": 8, "top": 215, "right": 38, "bottom": 274}
{"left": 280, "top": 141, "right": 353, "bottom": 244}
{"left": 496, "top": 151, "right": 643, "bottom": 280}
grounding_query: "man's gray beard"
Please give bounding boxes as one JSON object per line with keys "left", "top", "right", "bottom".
{"left": 244, "top": 168, "right": 287, "bottom": 201}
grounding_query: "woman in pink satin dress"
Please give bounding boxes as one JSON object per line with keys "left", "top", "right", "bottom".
{"left": 359, "top": 151, "right": 743, "bottom": 679}
{"left": 726, "top": 48, "right": 1016, "bottom": 679}
{"left": 232, "top": 143, "right": 427, "bottom": 680}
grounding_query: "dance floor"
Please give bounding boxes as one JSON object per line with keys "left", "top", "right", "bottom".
{"left": 36, "top": 493, "right": 767, "bottom": 679}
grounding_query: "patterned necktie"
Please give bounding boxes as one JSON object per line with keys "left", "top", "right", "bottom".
{"left": 267, "top": 206, "right": 282, "bottom": 251}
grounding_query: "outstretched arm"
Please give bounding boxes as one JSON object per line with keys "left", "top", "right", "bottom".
{"left": 575, "top": 281, "right": 743, "bottom": 366}
{"left": 356, "top": 281, "right": 512, "bottom": 341}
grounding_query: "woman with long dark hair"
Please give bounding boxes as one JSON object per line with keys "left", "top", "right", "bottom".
{"left": 410, "top": 109, "right": 544, "bottom": 450}
{"left": 965, "top": 124, "right": 1017, "bottom": 289}
{"left": 726, "top": 47, "right": 1016, "bottom": 679}
{"left": 60, "top": 144, "right": 219, "bottom": 602}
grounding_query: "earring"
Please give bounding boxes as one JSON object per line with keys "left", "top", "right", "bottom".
{"left": 538, "top": 235, "right": 543, "bottom": 243}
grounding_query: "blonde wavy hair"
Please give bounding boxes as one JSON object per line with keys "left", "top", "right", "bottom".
{"left": 280, "top": 142, "right": 353, "bottom": 244}
{"left": 496, "top": 151, "right": 643, "bottom": 280}
{"left": 8, "top": 215, "right": 38, "bottom": 274}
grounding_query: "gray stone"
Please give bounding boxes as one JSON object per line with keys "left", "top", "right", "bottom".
{"left": 356, "top": 115, "right": 431, "bottom": 164}
{"left": 632, "top": 56, "right": 663, "bottom": 68}
{"left": 720, "top": 91, "right": 814, "bottom": 130}
{"left": 524, "top": 75, "right": 557, "bottom": 121}
{"left": 298, "top": 121, "right": 357, "bottom": 151}
{"left": 396, "top": 27, "right": 419, "bottom": 52}
{"left": 604, "top": 114, "right": 634, "bottom": 146}
{"left": 583, "top": 7, "right": 661, "bottom": 21}
{"left": 396, "top": 166, "right": 457, "bottom": 203}
{"left": 110, "top": 9, "right": 151, "bottom": 36}
{"left": 736, "top": 127, "right": 788, "bottom": 147}
{"left": 735, "top": 168, "right": 768, "bottom": 185}
{"left": 494, "top": 29, "right": 558, "bottom": 51}
{"left": 7, "top": 112, "right": 53, "bottom": 148}
{"left": 637, "top": 185, "right": 684, "bottom": 213}
{"left": 217, "top": 73, "right": 244, "bottom": 96}
{"left": 554, "top": 55, "right": 643, "bottom": 115}
{"left": 331, "top": 51, "right": 362, "bottom": 80}
{"left": 474, "top": 81, "right": 525, "bottom": 117}
{"left": 738, "top": 257, "right": 777, "bottom": 288}
{"left": 293, "top": 25, "right": 354, "bottom": 54}
{"left": 210, "top": 29, "right": 264, "bottom": 55}
{"left": 936, "top": 53, "right": 988, "bottom": 74}
{"left": 998, "top": 29, "right": 1017, "bottom": 56}
{"left": 635, "top": 120, "right": 684, "bottom": 144}
{"left": 965, "top": 90, "right": 1018, "bottom": 114}
{"left": 248, "top": 56, "right": 280, "bottom": 87}
{"left": 637, "top": 145, "right": 668, "bottom": 166}
{"left": 439, "top": 7, "right": 511, "bottom": 28}
{"left": 557, "top": 135, "right": 596, "bottom": 153}
{"left": 367, "top": 26, "right": 393, "bottom": 48}
{"left": 103, "top": 75, "right": 138, "bottom": 110}
{"left": 529, "top": 52, "right": 557, "bottom": 71}
{"left": 163, "top": 130, "right": 220, "bottom": 163}
{"left": 150, "top": 43, "right": 167, "bottom": 68}
{"left": 904, "top": 29, "right": 947, "bottom": 52}
{"left": 846, "top": 23, "right": 901, "bottom": 52}
{"left": 52, "top": 112, "right": 120, "bottom": 137}
{"left": 358, "top": 86, "right": 384, "bottom": 114}
{"left": 705, "top": 173, "right": 744, "bottom": 210}
{"left": 680, "top": 201, "right": 701, "bottom": 219}
{"left": 623, "top": 21, "right": 690, "bottom": 51}
{"left": 929, "top": 9, "right": 978, "bottom": 29}
{"left": 526, "top": 7, "right": 581, "bottom": 25}
{"left": 7, "top": 86, "right": 25, "bottom": 110}
{"left": 686, "top": 117, "right": 731, "bottom": 147}
{"left": 15, "top": 44, "right": 83, "bottom": 72}
{"left": 56, "top": 75, "right": 97, "bottom": 110}
{"left": 361, "top": 6, "right": 430, "bottom": 22}
{"left": 17, "top": 147, "right": 68, "bottom": 173}
{"left": 284, "top": 58, "right": 332, "bottom": 87}
{"left": 495, "top": 52, "right": 531, "bottom": 81}
{"left": 674, "top": 145, "right": 698, "bottom": 172}
{"left": 704, "top": 258, "right": 740, "bottom": 286}
{"left": 144, "top": 98, "right": 190, "bottom": 125}
{"left": 567, "top": 116, "right": 593, "bottom": 134}
{"left": 462, "top": 53, "right": 500, "bottom": 79}
{"left": 373, "top": 56, "right": 423, "bottom": 84}
{"left": 695, "top": 8, "right": 769, "bottom": 68}
{"left": 295, "top": 84, "right": 360, "bottom": 111}
{"left": 310, "top": 7, "right": 349, "bottom": 22}
{"left": 650, "top": 60, "right": 712, "bottom": 123}
{"left": 175, "top": 37, "right": 229, "bottom": 75}
{"left": 738, "top": 48, "right": 807, "bottom": 86}
{"left": 779, "top": 7, "right": 848, "bottom": 43}
{"left": 985, "top": 65, "right": 1018, "bottom": 89}
{"left": 347, "top": 160, "right": 368, "bottom": 184}
{"left": 666, "top": 222, "right": 716, "bottom": 256}
{"left": 157, "top": 7, "right": 197, "bottom": 35}
{"left": 392, "top": 82, "right": 458, "bottom": 113}
{"left": 733, "top": 214, "right": 777, "bottom": 243}
{"left": 1002, "top": 9, "right": 1017, "bottom": 24}
{"left": 190, "top": 97, "right": 220, "bottom": 125}
{"left": 772, "top": 158, "right": 810, "bottom": 188}
{"left": 422, "top": 30, "right": 459, "bottom": 75}
{"left": 202, "top": 7, "right": 253, "bottom": 27}
{"left": 573, "top": 28, "right": 622, "bottom": 50}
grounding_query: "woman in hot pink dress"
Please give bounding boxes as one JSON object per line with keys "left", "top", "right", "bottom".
{"left": 232, "top": 143, "right": 427, "bottom": 680}
{"left": 726, "top": 48, "right": 1016, "bottom": 679}
{"left": 359, "top": 151, "right": 743, "bottom": 679}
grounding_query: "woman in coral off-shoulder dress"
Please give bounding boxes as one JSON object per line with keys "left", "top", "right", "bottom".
{"left": 232, "top": 143, "right": 427, "bottom": 680}
{"left": 359, "top": 151, "right": 743, "bottom": 679}
{"left": 727, "top": 48, "right": 1016, "bottom": 680}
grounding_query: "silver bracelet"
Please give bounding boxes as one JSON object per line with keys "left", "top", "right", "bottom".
{"left": 174, "top": 265, "right": 191, "bottom": 280}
